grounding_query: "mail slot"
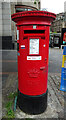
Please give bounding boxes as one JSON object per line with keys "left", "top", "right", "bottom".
{"left": 11, "top": 11, "right": 56, "bottom": 114}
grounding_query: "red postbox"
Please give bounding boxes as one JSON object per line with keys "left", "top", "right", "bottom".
{"left": 11, "top": 11, "right": 56, "bottom": 114}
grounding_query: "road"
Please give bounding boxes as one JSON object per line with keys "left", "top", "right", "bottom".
{"left": 1, "top": 48, "right": 62, "bottom": 74}
{"left": 49, "top": 47, "right": 62, "bottom": 73}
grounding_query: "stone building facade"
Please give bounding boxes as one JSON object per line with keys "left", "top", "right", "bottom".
{"left": 0, "top": 0, "right": 41, "bottom": 49}
{"left": 51, "top": 1, "right": 66, "bottom": 33}
{"left": 50, "top": 12, "right": 66, "bottom": 33}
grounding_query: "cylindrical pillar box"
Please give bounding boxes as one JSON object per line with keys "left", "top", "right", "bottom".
{"left": 11, "top": 11, "right": 56, "bottom": 114}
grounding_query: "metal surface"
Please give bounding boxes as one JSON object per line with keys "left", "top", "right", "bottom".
{"left": 11, "top": 11, "right": 56, "bottom": 96}
{"left": 60, "top": 46, "right": 66, "bottom": 91}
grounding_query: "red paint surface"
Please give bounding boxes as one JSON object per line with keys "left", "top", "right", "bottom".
{"left": 12, "top": 11, "right": 56, "bottom": 96}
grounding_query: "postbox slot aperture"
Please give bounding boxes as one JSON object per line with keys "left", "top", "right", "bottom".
{"left": 24, "top": 30, "right": 45, "bottom": 34}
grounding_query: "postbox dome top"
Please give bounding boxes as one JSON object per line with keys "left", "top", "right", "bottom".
{"left": 11, "top": 11, "right": 56, "bottom": 26}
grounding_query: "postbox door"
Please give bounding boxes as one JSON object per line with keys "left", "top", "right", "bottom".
{"left": 18, "top": 26, "right": 49, "bottom": 96}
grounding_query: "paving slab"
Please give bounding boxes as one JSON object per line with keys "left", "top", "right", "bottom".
{"left": 2, "top": 73, "right": 65, "bottom": 119}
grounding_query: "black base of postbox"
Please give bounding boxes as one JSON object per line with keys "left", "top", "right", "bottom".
{"left": 17, "top": 89, "right": 48, "bottom": 115}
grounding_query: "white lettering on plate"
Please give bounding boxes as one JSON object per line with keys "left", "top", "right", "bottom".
{"left": 27, "top": 56, "right": 42, "bottom": 60}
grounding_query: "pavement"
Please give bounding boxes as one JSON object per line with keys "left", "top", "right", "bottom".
{"left": 1, "top": 47, "right": 66, "bottom": 119}
{"left": 2, "top": 73, "right": 65, "bottom": 119}
{"left": 15, "top": 73, "right": 64, "bottom": 119}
